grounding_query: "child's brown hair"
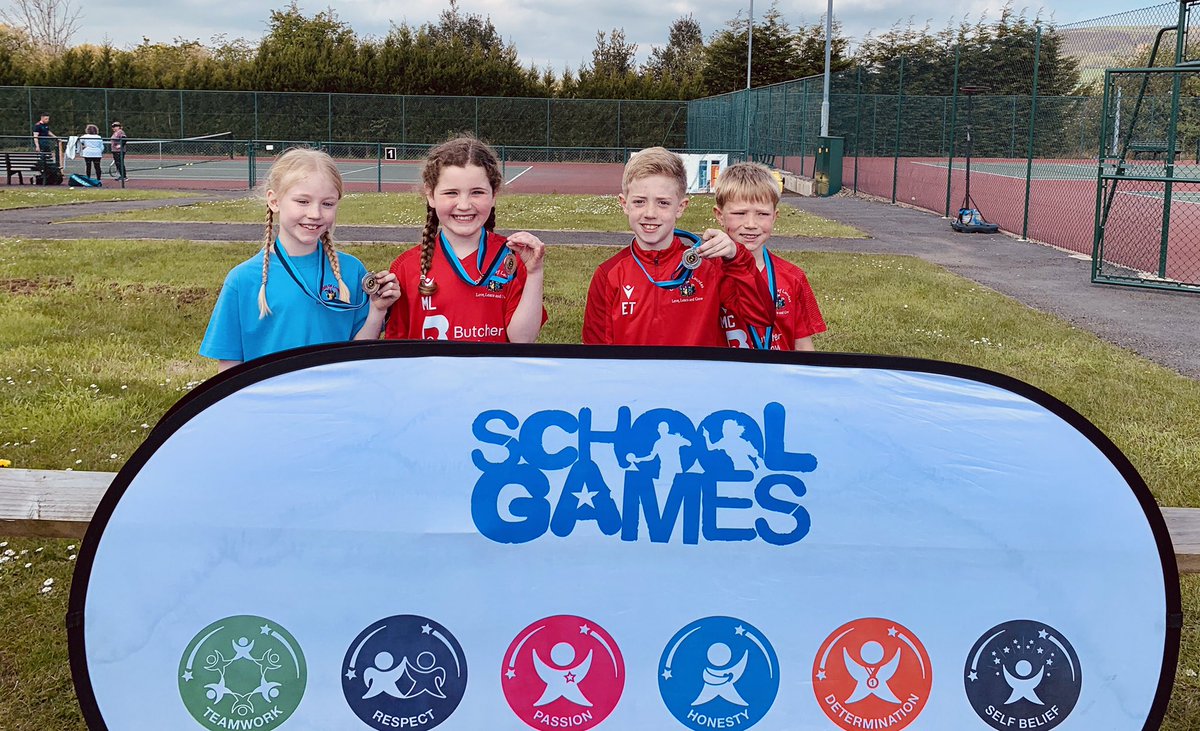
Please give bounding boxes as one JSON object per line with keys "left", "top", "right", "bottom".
{"left": 714, "top": 161, "right": 780, "bottom": 209}
{"left": 622, "top": 147, "right": 686, "bottom": 197}
{"left": 257, "top": 147, "right": 347, "bottom": 318}
{"left": 417, "top": 135, "right": 503, "bottom": 295}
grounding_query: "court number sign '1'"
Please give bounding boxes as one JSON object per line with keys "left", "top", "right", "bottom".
{"left": 68, "top": 344, "right": 1180, "bottom": 731}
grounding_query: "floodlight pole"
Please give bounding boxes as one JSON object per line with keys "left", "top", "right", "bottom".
{"left": 744, "top": 0, "right": 754, "bottom": 158}
{"left": 820, "top": 0, "right": 833, "bottom": 136}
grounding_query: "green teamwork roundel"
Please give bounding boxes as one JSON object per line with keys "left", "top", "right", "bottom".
{"left": 178, "top": 615, "right": 306, "bottom": 730}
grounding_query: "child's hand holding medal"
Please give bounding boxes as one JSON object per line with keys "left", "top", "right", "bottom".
{"left": 697, "top": 228, "right": 740, "bottom": 261}
{"left": 504, "top": 231, "right": 546, "bottom": 275}
{"left": 362, "top": 271, "right": 400, "bottom": 311}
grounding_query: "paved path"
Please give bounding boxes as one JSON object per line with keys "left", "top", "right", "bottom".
{"left": 2, "top": 192, "right": 1196, "bottom": 378}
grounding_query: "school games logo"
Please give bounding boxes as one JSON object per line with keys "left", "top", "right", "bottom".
{"left": 341, "top": 615, "right": 467, "bottom": 730}
{"left": 177, "top": 615, "right": 306, "bottom": 731}
{"left": 470, "top": 403, "right": 817, "bottom": 546}
{"left": 964, "top": 620, "right": 1082, "bottom": 730}
{"left": 321, "top": 283, "right": 339, "bottom": 301}
{"left": 812, "top": 618, "right": 932, "bottom": 731}
{"left": 501, "top": 615, "right": 625, "bottom": 730}
{"left": 658, "top": 616, "right": 779, "bottom": 731}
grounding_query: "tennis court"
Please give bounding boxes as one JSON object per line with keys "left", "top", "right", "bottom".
{"left": 913, "top": 158, "right": 1200, "bottom": 181}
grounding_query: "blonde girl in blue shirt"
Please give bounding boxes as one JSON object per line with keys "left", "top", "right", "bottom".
{"left": 200, "top": 148, "right": 399, "bottom": 372}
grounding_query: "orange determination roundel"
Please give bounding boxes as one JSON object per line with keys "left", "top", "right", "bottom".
{"left": 812, "top": 617, "right": 932, "bottom": 731}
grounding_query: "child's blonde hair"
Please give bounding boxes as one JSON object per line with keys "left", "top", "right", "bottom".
{"left": 714, "top": 161, "right": 781, "bottom": 209}
{"left": 257, "top": 147, "right": 347, "bottom": 318}
{"left": 622, "top": 147, "right": 686, "bottom": 197}
{"left": 417, "top": 135, "right": 503, "bottom": 295}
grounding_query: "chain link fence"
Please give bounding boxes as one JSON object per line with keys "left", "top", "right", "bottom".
{"left": 688, "top": 2, "right": 1200, "bottom": 291}
{"left": 0, "top": 89, "right": 688, "bottom": 150}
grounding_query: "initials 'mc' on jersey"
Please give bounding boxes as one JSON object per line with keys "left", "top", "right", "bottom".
{"left": 722, "top": 254, "right": 826, "bottom": 350}
{"left": 384, "top": 231, "right": 538, "bottom": 342}
{"left": 582, "top": 236, "right": 774, "bottom": 346}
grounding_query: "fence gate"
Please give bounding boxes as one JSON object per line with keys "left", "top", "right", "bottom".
{"left": 1093, "top": 1, "right": 1200, "bottom": 293}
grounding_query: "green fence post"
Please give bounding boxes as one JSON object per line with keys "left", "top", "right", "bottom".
{"left": 617, "top": 99, "right": 622, "bottom": 148}
{"left": 179, "top": 89, "right": 185, "bottom": 136}
{"left": 254, "top": 92, "right": 259, "bottom": 141}
{"left": 801, "top": 83, "right": 811, "bottom": 174}
{"left": 945, "top": 45, "right": 960, "bottom": 217}
{"left": 854, "top": 67, "right": 863, "bottom": 194}
{"left": 377, "top": 142, "right": 382, "bottom": 193}
{"left": 545, "top": 98, "right": 551, "bottom": 147}
{"left": 327, "top": 94, "right": 333, "bottom": 144}
{"left": 104, "top": 89, "right": 109, "bottom": 129}
{"left": 401, "top": 96, "right": 407, "bottom": 145}
{"left": 248, "top": 142, "right": 255, "bottom": 190}
{"left": 892, "top": 57, "right": 905, "bottom": 204}
{"left": 26, "top": 87, "right": 32, "bottom": 135}
{"left": 1010, "top": 96, "right": 1017, "bottom": 158}
{"left": 474, "top": 98, "right": 480, "bottom": 137}
{"left": 1021, "top": 25, "right": 1042, "bottom": 241}
{"left": 744, "top": 88, "right": 751, "bottom": 160}
{"left": 1092, "top": 72, "right": 1113, "bottom": 281}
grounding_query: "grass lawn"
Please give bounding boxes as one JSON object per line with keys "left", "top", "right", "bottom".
{"left": 0, "top": 238, "right": 1197, "bottom": 729}
{"left": 0, "top": 188, "right": 189, "bottom": 210}
{"left": 76, "top": 192, "right": 867, "bottom": 239}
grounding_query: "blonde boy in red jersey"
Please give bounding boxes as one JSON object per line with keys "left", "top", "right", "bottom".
{"left": 715, "top": 162, "right": 826, "bottom": 351}
{"left": 582, "top": 148, "right": 773, "bottom": 346}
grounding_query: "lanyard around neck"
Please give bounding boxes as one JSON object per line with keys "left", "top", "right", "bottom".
{"left": 630, "top": 229, "right": 702, "bottom": 290}
{"left": 747, "top": 249, "right": 777, "bottom": 350}
{"left": 272, "top": 239, "right": 368, "bottom": 311}
{"left": 439, "top": 229, "right": 515, "bottom": 288}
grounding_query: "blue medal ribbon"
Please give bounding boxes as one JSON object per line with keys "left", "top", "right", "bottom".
{"left": 272, "top": 239, "right": 368, "bottom": 311}
{"left": 439, "top": 229, "right": 514, "bottom": 288}
{"left": 748, "top": 249, "right": 777, "bottom": 350}
{"left": 630, "top": 229, "right": 702, "bottom": 290}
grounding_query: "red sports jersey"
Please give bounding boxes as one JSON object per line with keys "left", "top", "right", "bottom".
{"left": 384, "top": 231, "right": 540, "bottom": 342}
{"left": 723, "top": 251, "right": 826, "bottom": 350}
{"left": 582, "top": 235, "right": 774, "bottom": 346}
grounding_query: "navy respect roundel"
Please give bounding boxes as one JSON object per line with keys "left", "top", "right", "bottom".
{"left": 341, "top": 615, "right": 467, "bottom": 730}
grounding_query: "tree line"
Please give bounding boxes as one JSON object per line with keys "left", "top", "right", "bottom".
{"left": 0, "top": 0, "right": 1080, "bottom": 102}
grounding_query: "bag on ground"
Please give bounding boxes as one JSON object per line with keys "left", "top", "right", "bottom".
{"left": 68, "top": 173, "right": 102, "bottom": 188}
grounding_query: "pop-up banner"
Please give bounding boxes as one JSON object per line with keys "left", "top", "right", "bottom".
{"left": 69, "top": 344, "right": 1180, "bottom": 731}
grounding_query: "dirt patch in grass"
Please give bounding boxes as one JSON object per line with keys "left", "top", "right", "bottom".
{"left": 0, "top": 277, "right": 75, "bottom": 294}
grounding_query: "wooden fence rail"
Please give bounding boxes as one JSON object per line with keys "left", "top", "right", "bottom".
{"left": 2, "top": 468, "right": 1198, "bottom": 573}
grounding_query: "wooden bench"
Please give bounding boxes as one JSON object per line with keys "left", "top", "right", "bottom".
{"left": 1130, "top": 141, "right": 1182, "bottom": 160}
{"left": 4, "top": 151, "right": 52, "bottom": 185}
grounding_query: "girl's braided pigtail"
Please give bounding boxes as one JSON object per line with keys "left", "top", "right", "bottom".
{"left": 418, "top": 204, "right": 439, "bottom": 295}
{"left": 257, "top": 207, "right": 275, "bottom": 318}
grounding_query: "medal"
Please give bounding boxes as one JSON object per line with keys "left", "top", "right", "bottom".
{"left": 271, "top": 239, "right": 369, "bottom": 311}
{"left": 361, "top": 273, "right": 379, "bottom": 295}
{"left": 440, "top": 230, "right": 516, "bottom": 289}
{"left": 630, "top": 229, "right": 703, "bottom": 291}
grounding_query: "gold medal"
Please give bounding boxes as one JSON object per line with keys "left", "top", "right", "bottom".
{"left": 361, "top": 273, "right": 379, "bottom": 295}
{"left": 682, "top": 247, "right": 702, "bottom": 270}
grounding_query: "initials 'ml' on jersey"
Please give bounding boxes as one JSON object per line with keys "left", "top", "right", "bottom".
{"left": 582, "top": 236, "right": 774, "bottom": 346}
{"left": 384, "top": 232, "right": 532, "bottom": 342}
{"left": 722, "top": 254, "right": 826, "bottom": 350}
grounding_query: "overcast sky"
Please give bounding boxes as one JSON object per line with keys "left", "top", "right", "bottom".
{"left": 61, "top": 0, "right": 1152, "bottom": 71}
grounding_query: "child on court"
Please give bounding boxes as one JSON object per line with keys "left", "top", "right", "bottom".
{"left": 200, "top": 148, "right": 399, "bottom": 372}
{"left": 582, "top": 147, "right": 773, "bottom": 346}
{"left": 715, "top": 162, "right": 826, "bottom": 351}
{"left": 384, "top": 136, "right": 545, "bottom": 342}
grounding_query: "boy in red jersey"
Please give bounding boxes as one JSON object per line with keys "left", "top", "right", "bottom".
{"left": 715, "top": 162, "right": 826, "bottom": 351}
{"left": 582, "top": 148, "right": 773, "bottom": 346}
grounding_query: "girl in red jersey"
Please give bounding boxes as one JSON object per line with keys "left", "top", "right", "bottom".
{"left": 384, "top": 137, "right": 546, "bottom": 342}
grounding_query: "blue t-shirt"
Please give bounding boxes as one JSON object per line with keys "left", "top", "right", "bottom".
{"left": 200, "top": 244, "right": 371, "bottom": 364}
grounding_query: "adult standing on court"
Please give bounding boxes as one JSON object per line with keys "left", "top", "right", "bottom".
{"left": 78, "top": 124, "right": 105, "bottom": 179}
{"left": 109, "top": 121, "right": 127, "bottom": 180}
{"left": 33, "top": 113, "right": 58, "bottom": 163}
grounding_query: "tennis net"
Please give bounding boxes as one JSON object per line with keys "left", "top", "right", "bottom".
{"left": 112, "top": 132, "right": 240, "bottom": 177}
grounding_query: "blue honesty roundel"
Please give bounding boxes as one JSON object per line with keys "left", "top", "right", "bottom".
{"left": 659, "top": 616, "right": 780, "bottom": 730}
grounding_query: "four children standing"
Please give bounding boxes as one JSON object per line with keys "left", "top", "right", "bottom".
{"left": 201, "top": 141, "right": 823, "bottom": 367}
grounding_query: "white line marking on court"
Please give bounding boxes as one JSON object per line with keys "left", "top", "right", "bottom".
{"left": 341, "top": 165, "right": 378, "bottom": 176}
{"left": 912, "top": 161, "right": 1093, "bottom": 181}
{"left": 1117, "top": 190, "right": 1200, "bottom": 205}
{"left": 505, "top": 165, "right": 532, "bottom": 184}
